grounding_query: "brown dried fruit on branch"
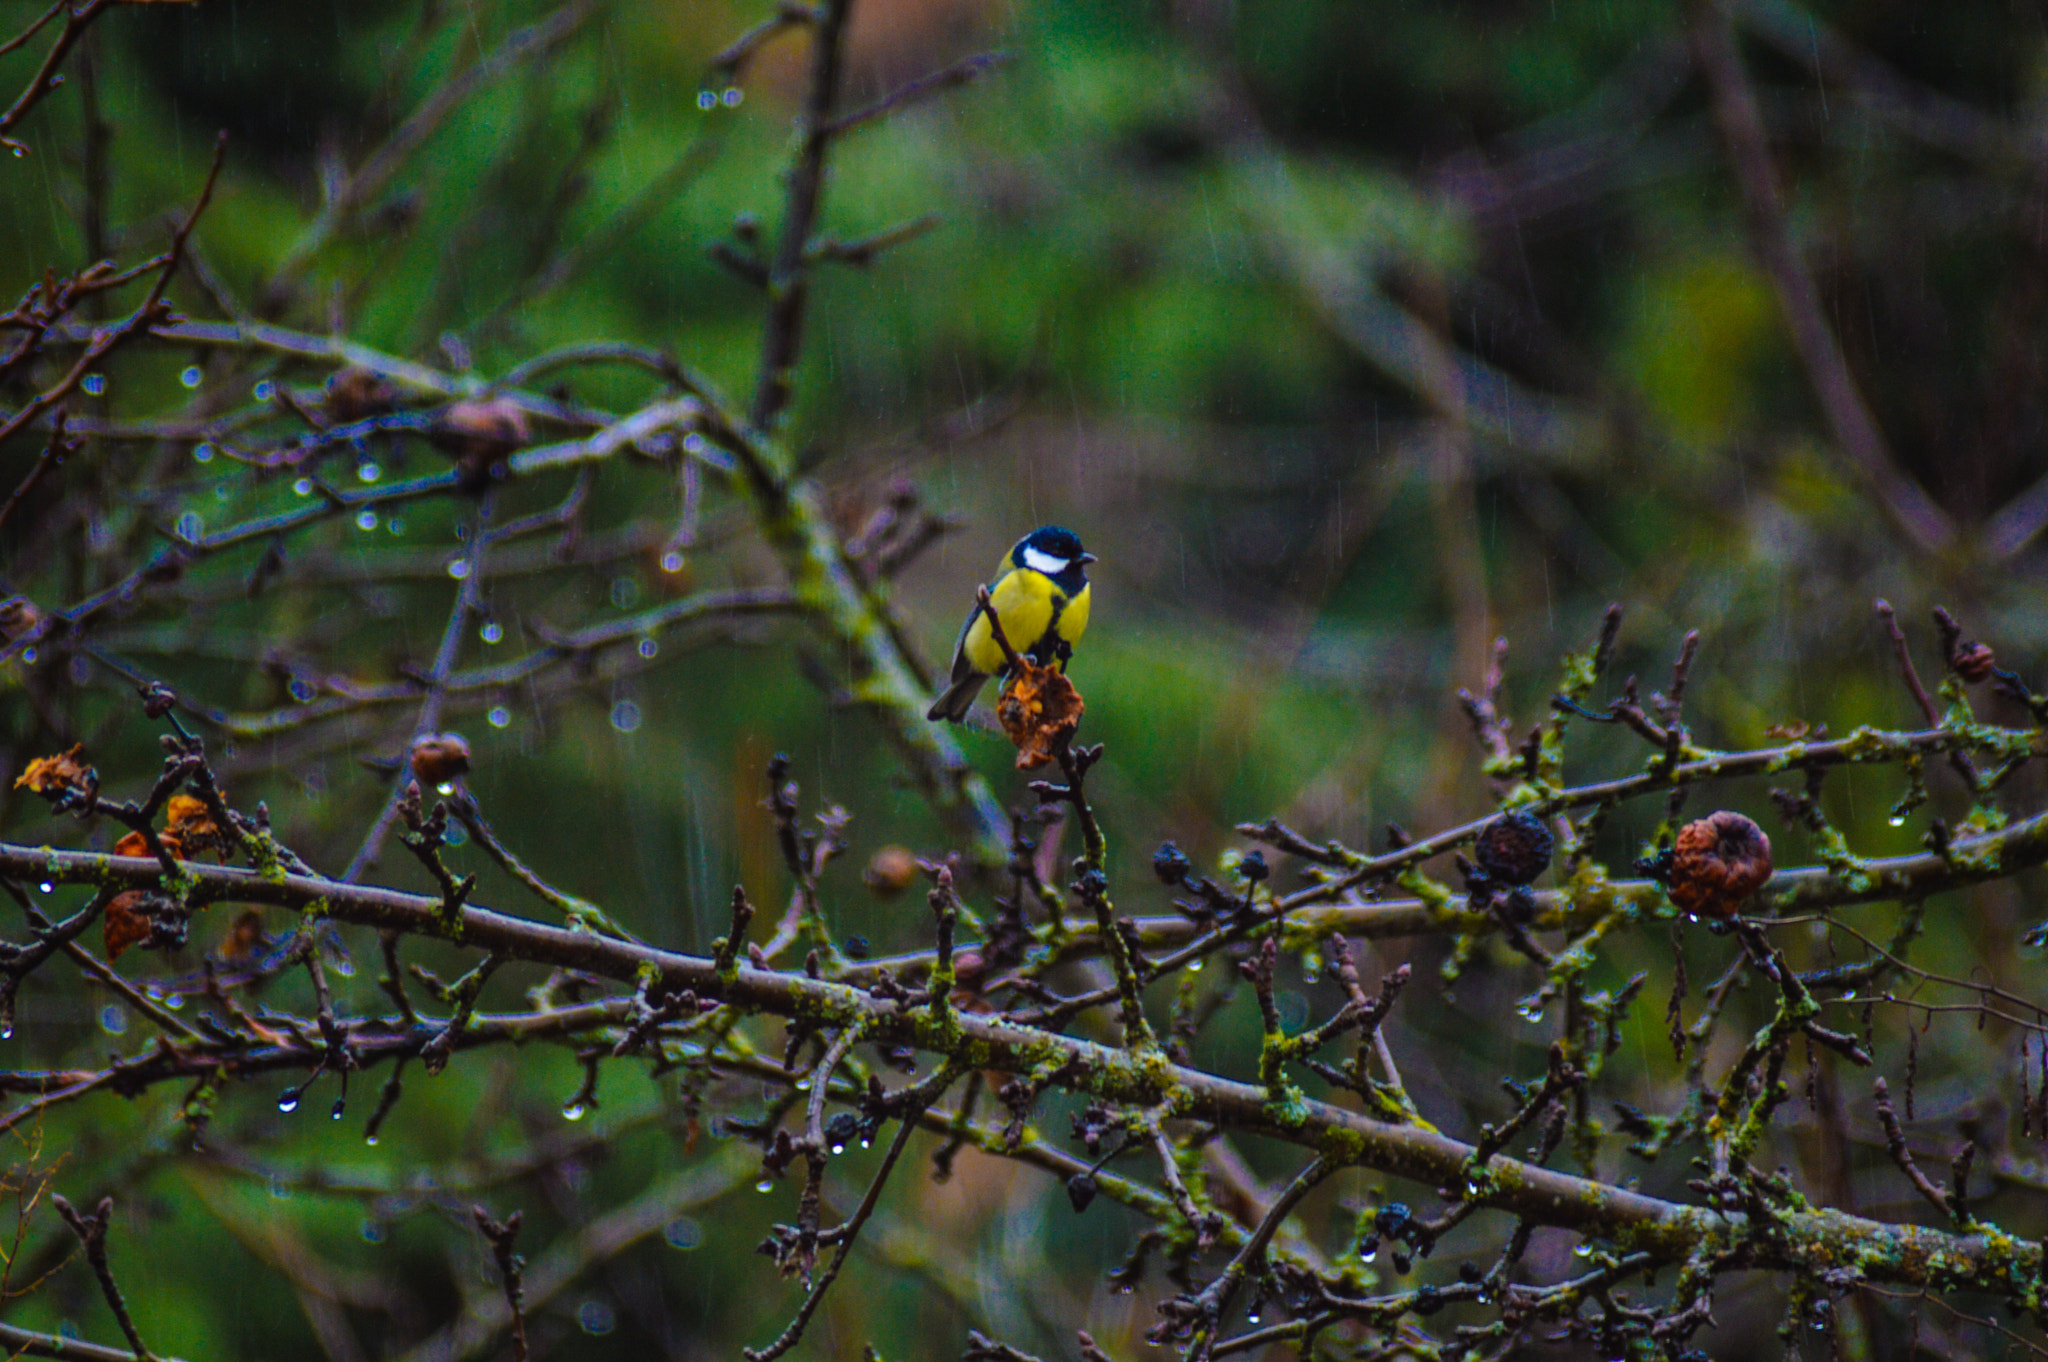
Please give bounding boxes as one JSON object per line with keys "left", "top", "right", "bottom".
{"left": 863, "top": 845, "right": 920, "bottom": 897}
{"left": 410, "top": 733, "right": 472, "bottom": 786}
{"left": 103, "top": 892, "right": 152, "bottom": 960}
{"left": 324, "top": 367, "right": 398, "bottom": 423}
{"left": 16, "top": 745, "right": 94, "bottom": 804}
{"left": 430, "top": 398, "right": 530, "bottom": 484}
{"left": 1475, "top": 809, "right": 1554, "bottom": 886}
{"left": 165, "top": 794, "right": 227, "bottom": 856}
{"left": 1951, "top": 641, "right": 1996, "bottom": 684}
{"left": 116, "top": 828, "right": 190, "bottom": 860}
{"left": 996, "top": 660, "right": 1084, "bottom": 770}
{"left": 1669, "top": 811, "right": 1773, "bottom": 918}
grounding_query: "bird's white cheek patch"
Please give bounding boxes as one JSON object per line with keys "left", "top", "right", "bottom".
{"left": 1022, "top": 548, "right": 1070, "bottom": 576}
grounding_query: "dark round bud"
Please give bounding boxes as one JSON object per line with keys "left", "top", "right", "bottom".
{"left": 1952, "top": 641, "right": 1996, "bottom": 684}
{"left": 140, "top": 682, "right": 177, "bottom": 719}
{"left": 1670, "top": 811, "right": 1773, "bottom": 919}
{"left": 1374, "top": 1202, "right": 1412, "bottom": 1239}
{"left": 1152, "top": 841, "right": 1193, "bottom": 885}
{"left": 862, "top": 845, "right": 920, "bottom": 897}
{"left": 1474, "top": 809, "right": 1554, "bottom": 887}
{"left": 324, "top": 367, "right": 398, "bottom": 423}
{"left": 823, "top": 1112, "right": 861, "bottom": 1150}
{"left": 147, "top": 900, "right": 191, "bottom": 952}
{"left": 409, "top": 733, "right": 472, "bottom": 786}
{"left": 1411, "top": 1284, "right": 1438, "bottom": 1314}
{"left": 429, "top": 398, "right": 530, "bottom": 472}
{"left": 1238, "top": 849, "right": 1269, "bottom": 884}
{"left": 1075, "top": 868, "right": 1109, "bottom": 899}
{"left": 1065, "top": 1173, "right": 1098, "bottom": 1213}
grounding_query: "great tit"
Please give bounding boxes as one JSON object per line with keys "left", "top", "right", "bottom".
{"left": 926, "top": 525, "right": 1094, "bottom": 723}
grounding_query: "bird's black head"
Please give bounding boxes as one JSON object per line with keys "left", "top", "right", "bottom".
{"left": 1013, "top": 525, "right": 1094, "bottom": 591}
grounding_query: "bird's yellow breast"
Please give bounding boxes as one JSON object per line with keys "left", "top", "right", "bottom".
{"left": 962, "top": 569, "right": 1089, "bottom": 675}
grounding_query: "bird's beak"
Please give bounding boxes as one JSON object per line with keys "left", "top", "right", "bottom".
{"left": 1078, "top": 552, "right": 1098, "bottom": 565}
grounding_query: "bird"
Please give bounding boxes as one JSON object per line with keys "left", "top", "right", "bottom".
{"left": 926, "top": 525, "right": 1094, "bottom": 723}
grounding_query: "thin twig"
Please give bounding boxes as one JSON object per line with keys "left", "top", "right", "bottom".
{"left": 1686, "top": 0, "right": 1952, "bottom": 554}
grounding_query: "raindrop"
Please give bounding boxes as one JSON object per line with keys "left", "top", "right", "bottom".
{"left": 721, "top": 87, "right": 743, "bottom": 106}
{"left": 2, "top": 1024, "right": 13, "bottom": 1040}
{"left": 1888, "top": 815, "right": 1906, "bottom": 827}
{"left": 859, "top": 1137, "right": 871, "bottom": 1149}
{"left": 488, "top": 706, "right": 512, "bottom": 729}
{"left": 447, "top": 559, "right": 472, "bottom": 580}
{"left": 660, "top": 551, "right": 686, "bottom": 573}
{"left": 637, "top": 638, "right": 658, "bottom": 660}
{"left": 365, "top": 1133, "right": 379, "bottom": 1146}
{"left": 577, "top": 1300, "right": 615, "bottom": 1336}
{"left": 1186, "top": 958, "right": 1202, "bottom": 972}
{"left": 8, "top": 147, "right": 22, "bottom": 159}
{"left": 80, "top": 374, "right": 105, "bottom": 396}
{"left": 561, "top": 1101, "right": 587, "bottom": 1121}
{"left": 253, "top": 380, "right": 275, "bottom": 402}
{"left": 180, "top": 366, "right": 203, "bottom": 389}
{"left": 610, "top": 576, "right": 640, "bottom": 609}
{"left": 1573, "top": 1241, "right": 1595, "bottom": 1257}
{"left": 1517, "top": 1001, "right": 1545, "bottom": 1023}
{"left": 36, "top": 882, "right": 52, "bottom": 894}
{"left": 163, "top": 992, "right": 185, "bottom": 1010}
{"left": 1246, "top": 1312, "right": 1261, "bottom": 1325}
{"left": 175, "top": 512, "right": 203, "bottom": 542}
{"left": 355, "top": 510, "right": 378, "bottom": 532}
{"left": 610, "top": 700, "right": 642, "bottom": 734}
{"left": 436, "top": 782, "right": 455, "bottom": 796}
{"left": 357, "top": 461, "right": 381, "bottom": 483}
{"left": 697, "top": 90, "right": 718, "bottom": 110}
{"left": 289, "top": 678, "right": 316, "bottom": 703}
{"left": 361, "top": 1220, "right": 386, "bottom": 1243}
{"left": 18, "top": 648, "right": 34, "bottom": 665}
{"left": 479, "top": 621, "right": 503, "bottom": 644}
{"left": 794, "top": 1078, "right": 811, "bottom": 1091}
{"left": 682, "top": 433, "right": 708, "bottom": 456}
{"left": 330, "top": 1098, "right": 346, "bottom": 1120}
{"left": 387, "top": 517, "right": 405, "bottom": 535}
{"left": 193, "top": 443, "right": 214, "bottom": 464}
{"left": 293, "top": 477, "right": 314, "bottom": 497}
{"left": 829, "top": 1143, "right": 844, "bottom": 1155}
{"left": 99, "top": 1005, "right": 128, "bottom": 1035}
{"left": 756, "top": 1179, "right": 774, "bottom": 1193}
{"left": 277, "top": 1089, "right": 301, "bottom": 1114}
{"left": 663, "top": 1217, "right": 703, "bottom": 1250}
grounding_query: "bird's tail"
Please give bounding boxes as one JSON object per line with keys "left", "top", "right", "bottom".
{"left": 925, "top": 672, "right": 988, "bottom": 723}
